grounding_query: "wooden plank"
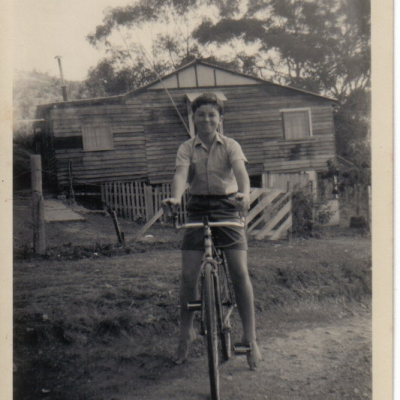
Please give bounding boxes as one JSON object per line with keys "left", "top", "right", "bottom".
{"left": 57, "top": 168, "right": 149, "bottom": 179}
{"left": 137, "top": 182, "right": 142, "bottom": 218}
{"left": 134, "top": 181, "right": 140, "bottom": 218}
{"left": 114, "top": 182, "right": 119, "bottom": 214}
{"left": 56, "top": 148, "right": 145, "bottom": 158}
{"left": 132, "top": 208, "right": 164, "bottom": 241}
{"left": 249, "top": 188, "right": 263, "bottom": 203}
{"left": 80, "top": 162, "right": 148, "bottom": 171}
{"left": 130, "top": 182, "right": 136, "bottom": 221}
{"left": 126, "top": 182, "right": 133, "bottom": 221}
{"left": 263, "top": 141, "right": 335, "bottom": 151}
{"left": 109, "top": 208, "right": 125, "bottom": 245}
{"left": 263, "top": 144, "right": 335, "bottom": 155}
{"left": 255, "top": 199, "right": 291, "bottom": 240}
{"left": 246, "top": 189, "right": 283, "bottom": 226}
{"left": 136, "top": 181, "right": 143, "bottom": 219}
{"left": 263, "top": 142, "right": 336, "bottom": 152}
{"left": 263, "top": 155, "right": 335, "bottom": 166}
{"left": 247, "top": 212, "right": 267, "bottom": 235}
{"left": 144, "top": 185, "right": 154, "bottom": 219}
{"left": 269, "top": 214, "right": 293, "bottom": 241}
{"left": 122, "top": 183, "right": 128, "bottom": 218}
{"left": 264, "top": 157, "right": 333, "bottom": 171}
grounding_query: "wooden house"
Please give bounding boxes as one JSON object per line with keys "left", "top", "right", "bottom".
{"left": 35, "top": 59, "right": 338, "bottom": 229}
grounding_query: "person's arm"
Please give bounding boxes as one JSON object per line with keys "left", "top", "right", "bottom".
{"left": 171, "top": 165, "right": 189, "bottom": 201}
{"left": 162, "top": 165, "right": 189, "bottom": 209}
{"left": 232, "top": 159, "right": 250, "bottom": 211}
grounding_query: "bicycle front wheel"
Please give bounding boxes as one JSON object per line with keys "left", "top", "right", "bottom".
{"left": 204, "top": 263, "right": 219, "bottom": 400}
{"left": 217, "top": 251, "right": 234, "bottom": 362}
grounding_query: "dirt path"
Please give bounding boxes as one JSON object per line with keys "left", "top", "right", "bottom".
{"left": 123, "top": 309, "right": 371, "bottom": 400}
{"left": 13, "top": 226, "right": 371, "bottom": 400}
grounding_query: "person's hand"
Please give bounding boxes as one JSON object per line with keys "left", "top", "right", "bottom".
{"left": 235, "top": 192, "right": 250, "bottom": 212}
{"left": 161, "top": 198, "right": 180, "bottom": 215}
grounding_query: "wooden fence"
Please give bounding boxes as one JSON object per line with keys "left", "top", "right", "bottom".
{"left": 101, "top": 181, "right": 189, "bottom": 223}
{"left": 246, "top": 188, "right": 292, "bottom": 240}
{"left": 101, "top": 182, "right": 292, "bottom": 240}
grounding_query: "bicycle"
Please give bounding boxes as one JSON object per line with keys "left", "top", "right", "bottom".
{"left": 171, "top": 213, "right": 252, "bottom": 400}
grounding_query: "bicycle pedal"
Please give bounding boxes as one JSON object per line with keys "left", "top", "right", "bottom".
{"left": 233, "top": 343, "right": 252, "bottom": 355}
{"left": 187, "top": 301, "right": 202, "bottom": 311}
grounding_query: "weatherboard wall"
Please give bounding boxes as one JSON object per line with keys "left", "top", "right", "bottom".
{"left": 125, "top": 84, "right": 336, "bottom": 184}
{"left": 40, "top": 78, "right": 336, "bottom": 189}
{"left": 46, "top": 103, "right": 149, "bottom": 187}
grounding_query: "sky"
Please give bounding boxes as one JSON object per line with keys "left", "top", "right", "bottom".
{"left": 13, "top": 0, "right": 131, "bottom": 81}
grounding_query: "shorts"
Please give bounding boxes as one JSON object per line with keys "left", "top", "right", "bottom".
{"left": 181, "top": 194, "right": 248, "bottom": 251}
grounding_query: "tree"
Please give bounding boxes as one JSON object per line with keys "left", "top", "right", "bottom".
{"left": 13, "top": 70, "right": 88, "bottom": 121}
{"left": 193, "top": 0, "right": 370, "bottom": 170}
{"left": 84, "top": 0, "right": 249, "bottom": 96}
{"left": 84, "top": 58, "right": 161, "bottom": 98}
{"left": 194, "top": 0, "right": 370, "bottom": 102}
{"left": 13, "top": 70, "right": 88, "bottom": 190}
{"left": 85, "top": 0, "right": 370, "bottom": 172}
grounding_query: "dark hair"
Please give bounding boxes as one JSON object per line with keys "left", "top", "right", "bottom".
{"left": 191, "top": 92, "right": 224, "bottom": 115}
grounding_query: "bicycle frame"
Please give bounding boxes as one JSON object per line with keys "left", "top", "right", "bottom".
{"left": 173, "top": 215, "right": 242, "bottom": 400}
{"left": 174, "top": 215, "right": 240, "bottom": 324}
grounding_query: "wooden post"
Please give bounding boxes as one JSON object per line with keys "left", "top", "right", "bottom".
{"left": 30, "top": 155, "right": 46, "bottom": 254}
{"left": 132, "top": 208, "right": 164, "bottom": 241}
{"left": 108, "top": 207, "right": 125, "bottom": 245}
{"left": 145, "top": 185, "right": 154, "bottom": 220}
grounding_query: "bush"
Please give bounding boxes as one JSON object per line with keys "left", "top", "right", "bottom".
{"left": 291, "top": 186, "right": 335, "bottom": 238}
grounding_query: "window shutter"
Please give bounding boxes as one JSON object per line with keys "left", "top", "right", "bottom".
{"left": 282, "top": 110, "right": 311, "bottom": 140}
{"left": 82, "top": 124, "right": 114, "bottom": 151}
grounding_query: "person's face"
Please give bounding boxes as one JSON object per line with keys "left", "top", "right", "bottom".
{"left": 193, "top": 104, "right": 223, "bottom": 136}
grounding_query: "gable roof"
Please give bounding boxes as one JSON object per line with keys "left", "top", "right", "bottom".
{"left": 124, "top": 59, "right": 337, "bottom": 102}
{"left": 36, "top": 58, "right": 337, "bottom": 115}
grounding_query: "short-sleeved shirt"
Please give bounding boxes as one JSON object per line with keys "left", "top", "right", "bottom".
{"left": 175, "top": 133, "right": 248, "bottom": 195}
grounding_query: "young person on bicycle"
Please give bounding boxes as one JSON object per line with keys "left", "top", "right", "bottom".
{"left": 163, "top": 92, "right": 262, "bottom": 370}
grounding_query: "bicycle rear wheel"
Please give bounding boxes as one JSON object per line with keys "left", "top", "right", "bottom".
{"left": 204, "top": 263, "right": 219, "bottom": 400}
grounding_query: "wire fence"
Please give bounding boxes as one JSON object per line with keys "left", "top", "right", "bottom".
{"left": 338, "top": 185, "right": 371, "bottom": 226}
{"left": 13, "top": 192, "right": 183, "bottom": 261}
{"left": 13, "top": 164, "right": 185, "bottom": 260}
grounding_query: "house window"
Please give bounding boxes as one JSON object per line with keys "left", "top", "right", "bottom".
{"left": 82, "top": 124, "right": 114, "bottom": 151}
{"left": 281, "top": 108, "right": 312, "bottom": 140}
{"left": 186, "top": 92, "right": 227, "bottom": 138}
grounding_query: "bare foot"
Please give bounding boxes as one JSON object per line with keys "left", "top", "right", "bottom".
{"left": 173, "top": 329, "right": 197, "bottom": 365}
{"left": 246, "top": 341, "right": 262, "bottom": 371}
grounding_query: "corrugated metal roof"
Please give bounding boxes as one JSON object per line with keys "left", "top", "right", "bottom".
{"left": 185, "top": 91, "right": 227, "bottom": 102}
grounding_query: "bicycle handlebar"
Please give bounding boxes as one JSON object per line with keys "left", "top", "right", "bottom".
{"left": 175, "top": 220, "right": 245, "bottom": 230}
{"left": 162, "top": 202, "right": 245, "bottom": 229}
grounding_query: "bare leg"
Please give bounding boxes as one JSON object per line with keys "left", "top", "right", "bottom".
{"left": 174, "top": 250, "right": 203, "bottom": 364}
{"left": 224, "top": 249, "right": 262, "bottom": 370}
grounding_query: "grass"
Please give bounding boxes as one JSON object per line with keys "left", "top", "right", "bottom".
{"left": 13, "top": 195, "right": 371, "bottom": 400}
